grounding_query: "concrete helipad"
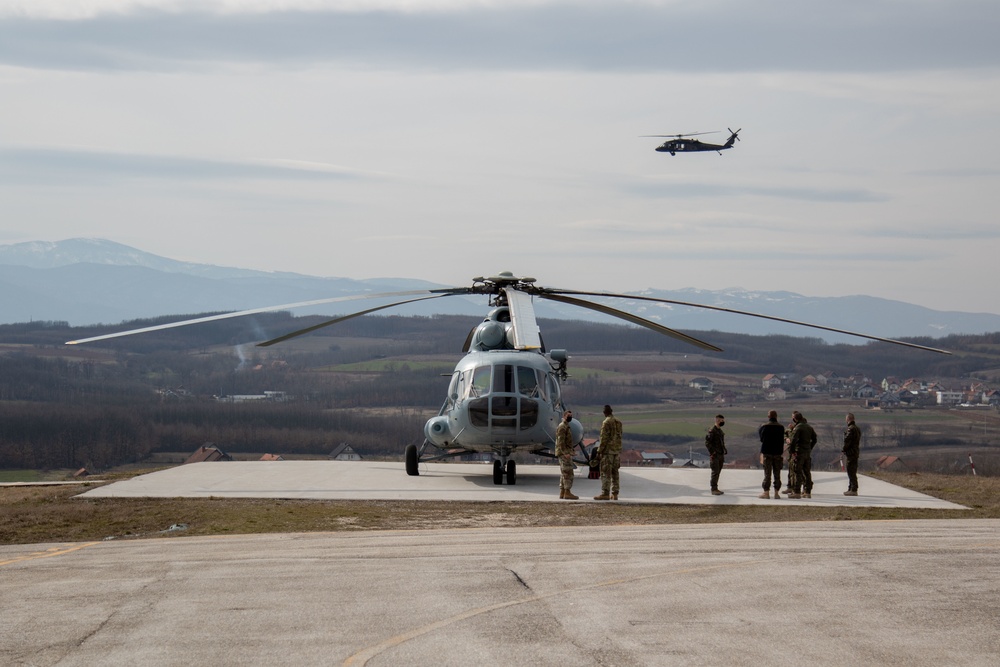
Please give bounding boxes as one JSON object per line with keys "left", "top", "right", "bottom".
{"left": 78, "top": 461, "right": 966, "bottom": 509}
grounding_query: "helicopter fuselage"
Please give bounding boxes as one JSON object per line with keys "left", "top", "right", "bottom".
{"left": 425, "top": 348, "right": 566, "bottom": 453}
{"left": 655, "top": 138, "right": 731, "bottom": 155}
{"left": 411, "top": 303, "right": 585, "bottom": 483}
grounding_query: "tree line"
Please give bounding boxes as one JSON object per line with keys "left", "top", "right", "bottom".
{"left": 1, "top": 315, "right": 997, "bottom": 471}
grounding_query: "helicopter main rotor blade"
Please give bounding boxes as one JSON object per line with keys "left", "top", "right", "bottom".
{"left": 256, "top": 294, "right": 454, "bottom": 347}
{"left": 639, "top": 131, "right": 718, "bottom": 138}
{"left": 537, "top": 293, "right": 723, "bottom": 352}
{"left": 504, "top": 287, "right": 543, "bottom": 350}
{"left": 65, "top": 289, "right": 459, "bottom": 345}
{"left": 545, "top": 289, "right": 951, "bottom": 355}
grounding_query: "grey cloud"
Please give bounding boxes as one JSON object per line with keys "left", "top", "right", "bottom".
{"left": 0, "top": 1, "right": 997, "bottom": 73}
{"left": 0, "top": 147, "right": 366, "bottom": 184}
{"left": 623, "top": 181, "right": 889, "bottom": 203}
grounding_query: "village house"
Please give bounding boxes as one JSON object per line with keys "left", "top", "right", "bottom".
{"left": 855, "top": 383, "right": 879, "bottom": 399}
{"left": 330, "top": 443, "right": 363, "bottom": 461}
{"left": 798, "top": 375, "right": 821, "bottom": 393}
{"left": 688, "top": 377, "right": 715, "bottom": 391}
{"left": 184, "top": 445, "right": 232, "bottom": 464}
{"left": 761, "top": 373, "right": 782, "bottom": 390}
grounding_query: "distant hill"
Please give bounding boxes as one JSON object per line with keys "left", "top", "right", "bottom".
{"left": 2, "top": 238, "right": 999, "bottom": 342}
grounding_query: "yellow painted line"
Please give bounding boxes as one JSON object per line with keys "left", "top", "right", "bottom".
{"left": 0, "top": 541, "right": 101, "bottom": 567}
{"left": 342, "top": 558, "right": 764, "bottom": 666}
{"left": 342, "top": 537, "right": 1000, "bottom": 666}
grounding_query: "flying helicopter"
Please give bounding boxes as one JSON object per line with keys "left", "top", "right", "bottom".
{"left": 642, "top": 128, "right": 741, "bottom": 155}
{"left": 66, "top": 271, "right": 949, "bottom": 485}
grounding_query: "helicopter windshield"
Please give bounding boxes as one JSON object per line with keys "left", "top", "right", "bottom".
{"left": 470, "top": 365, "right": 491, "bottom": 397}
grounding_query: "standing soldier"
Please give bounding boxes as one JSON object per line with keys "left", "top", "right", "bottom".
{"left": 555, "top": 410, "right": 579, "bottom": 500}
{"left": 781, "top": 416, "right": 797, "bottom": 495}
{"left": 705, "top": 414, "right": 727, "bottom": 495}
{"left": 593, "top": 405, "right": 623, "bottom": 501}
{"left": 758, "top": 410, "right": 784, "bottom": 499}
{"left": 788, "top": 411, "right": 817, "bottom": 499}
{"left": 842, "top": 412, "right": 861, "bottom": 496}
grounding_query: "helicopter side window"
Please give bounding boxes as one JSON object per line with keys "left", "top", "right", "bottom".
{"left": 547, "top": 373, "right": 561, "bottom": 406}
{"left": 447, "top": 372, "right": 460, "bottom": 399}
{"left": 470, "top": 366, "right": 491, "bottom": 397}
{"left": 516, "top": 366, "right": 539, "bottom": 397}
{"left": 535, "top": 368, "right": 548, "bottom": 401}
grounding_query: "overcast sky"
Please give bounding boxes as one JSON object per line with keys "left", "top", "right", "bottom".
{"left": 1, "top": 0, "right": 998, "bottom": 314}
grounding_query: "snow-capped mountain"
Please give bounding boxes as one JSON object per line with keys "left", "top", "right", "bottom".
{"left": 1, "top": 238, "right": 998, "bottom": 342}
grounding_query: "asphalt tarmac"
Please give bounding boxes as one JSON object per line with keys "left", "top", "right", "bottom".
{"left": 2, "top": 463, "right": 986, "bottom": 666}
{"left": 78, "top": 460, "right": 966, "bottom": 509}
{"left": 2, "top": 520, "right": 997, "bottom": 666}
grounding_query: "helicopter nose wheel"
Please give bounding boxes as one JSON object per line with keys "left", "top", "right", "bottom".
{"left": 493, "top": 459, "right": 517, "bottom": 485}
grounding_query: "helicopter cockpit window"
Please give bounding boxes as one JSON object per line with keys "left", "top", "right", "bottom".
{"left": 493, "top": 364, "right": 515, "bottom": 394}
{"left": 516, "top": 366, "right": 540, "bottom": 397}
{"left": 470, "top": 365, "right": 491, "bottom": 397}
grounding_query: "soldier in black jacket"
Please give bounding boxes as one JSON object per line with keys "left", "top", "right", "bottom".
{"left": 705, "top": 414, "right": 727, "bottom": 495}
{"left": 758, "top": 410, "right": 785, "bottom": 499}
{"left": 842, "top": 413, "right": 862, "bottom": 496}
{"left": 788, "top": 411, "right": 817, "bottom": 499}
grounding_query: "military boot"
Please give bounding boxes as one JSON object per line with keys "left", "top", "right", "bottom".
{"left": 611, "top": 493, "right": 618, "bottom": 500}
{"left": 563, "top": 490, "right": 579, "bottom": 500}
{"left": 594, "top": 493, "right": 611, "bottom": 500}
{"left": 758, "top": 490, "right": 770, "bottom": 499}
{"left": 711, "top": 489, "right": 724, "bottom": 495}
{"left": 773, "top": 488, "right": 782, "bottom": 499}
{"left": 559, "top": 489, "right": 565, "bottom": 499}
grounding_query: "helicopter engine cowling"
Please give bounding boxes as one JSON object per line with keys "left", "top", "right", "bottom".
{"left": 424, "top": 415, "right": 454, "bottom": 447}
{"left": 569, "top": 418, "right": 584, "bottom": 445}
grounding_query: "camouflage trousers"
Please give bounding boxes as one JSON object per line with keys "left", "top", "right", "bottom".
{"left": 762, "top": 454, "right": 783, "bottom": 491}
{"left": 601, "top": 451, "right": 621, "bottom": 495}
{"left": 559, "top": 456, "right": 575, "bottom": 491}
{"left": 792, "top": 454, "right": 813, "bottom": 494}
{"left": 709, "top": 454, "right": 724, "bottom": 490}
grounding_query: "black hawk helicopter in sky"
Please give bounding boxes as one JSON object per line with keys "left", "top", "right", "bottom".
{"left": 643, "top": 128, "right": 741, "bottom": 155}
{"left": 67, "top": 271, "right": 948, "bottom": 485}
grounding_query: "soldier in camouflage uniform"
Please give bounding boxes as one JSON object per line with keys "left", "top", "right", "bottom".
{"left": 555, "top": 410, "right": 578, "bottom": 500}
{"left": 781, "top": 417, "right": 797, "bottom": 495}
{"left": 788, "top": 411, "right": 817, "bottom": 498}
{"left": 594, "top": 405, "right": 623, "bottom": 500}
{"left": 842, "top": 413, "right": 861, "bottom": 496}
{"left": 705, "top": 414, "right": 727, "bottom": 495}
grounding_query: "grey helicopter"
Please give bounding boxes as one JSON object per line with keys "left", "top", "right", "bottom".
{"left": 642, "top": 128, "right": 741, "bottom": 155}
{"left": 67, "top": 271, "right": 949, "bottom": 485}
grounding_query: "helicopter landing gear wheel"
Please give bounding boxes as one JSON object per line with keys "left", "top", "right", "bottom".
{"left": 505, "top": 460, "right": 517, "bottom": 485}
{"left": 405, "top": 443, "right": 419, "bottom": 476}
{"left": 493, "top": 460, "right": 504, "bottom": 485}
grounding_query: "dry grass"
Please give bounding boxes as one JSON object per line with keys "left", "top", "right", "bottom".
{"left": 1, "top": 471, "right": 996, "bottom": 546}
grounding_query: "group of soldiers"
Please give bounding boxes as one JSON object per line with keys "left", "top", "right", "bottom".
{"left": 555, "top": 404, "right": 622, "bottom": 501}
{"left": 710, "top": 410, "right": 862, "bottom": 499}
{"left": 554, "top": 405, "right": 862, "bottom": 501}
